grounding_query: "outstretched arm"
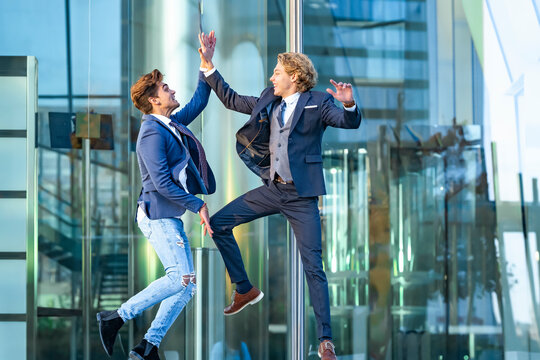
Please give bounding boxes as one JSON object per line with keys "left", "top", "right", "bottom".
{"left": 169, "top": 32, "right": 217, "bottom": 126}
{"left": 198, "top": 31, "right": 259, "bottom": 115}
{"left": 170, "top": 72, "right": 211, "bottom": 126}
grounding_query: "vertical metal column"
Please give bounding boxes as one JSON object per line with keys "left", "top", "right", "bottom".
{"left": 26, "top": 56, "right": 38, "bottom": 360}
{"left": 287, "top": 1, "right": 304, "bottom": 359}
{"left": 82, "top": 138, "right": 92, "bottom": 360}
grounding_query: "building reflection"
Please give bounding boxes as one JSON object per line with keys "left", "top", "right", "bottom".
{"left": 1, "top": 0, "right": 539, "bottom": 359}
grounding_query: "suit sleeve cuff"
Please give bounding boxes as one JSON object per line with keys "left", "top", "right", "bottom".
{"left": 186, "top": 197, "right": 205, "bottom": 214}
{"left": 201, "top": 67, "right": 217, "bottom": 77}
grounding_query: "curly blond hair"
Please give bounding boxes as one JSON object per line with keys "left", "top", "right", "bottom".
{"left": 277, "top": 52, "right": 318, "bottom": 92}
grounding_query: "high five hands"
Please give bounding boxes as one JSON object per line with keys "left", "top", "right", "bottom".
{"left": 198, "top": 31, "right": 216, "bottom": 70}
{"left": 326, "top": 79, "right": 355, "bottom": 107}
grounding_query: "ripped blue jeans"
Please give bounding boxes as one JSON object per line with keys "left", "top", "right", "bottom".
{"left": 117, "top": 216, "right": 196, "bottom": 347}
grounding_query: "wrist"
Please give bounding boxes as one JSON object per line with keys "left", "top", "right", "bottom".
{"left": 342, "top": 99, "right": 355, "bottom": 108}
{"left": 199, "top": 203, "right": 207, "bottom": 212}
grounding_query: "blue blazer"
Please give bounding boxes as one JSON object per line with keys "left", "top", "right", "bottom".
{"left": 204, "top": 69, "right": 361, "bottom": 197}
{"left": 136, "top": 72, "right": 215, "bottom": 220}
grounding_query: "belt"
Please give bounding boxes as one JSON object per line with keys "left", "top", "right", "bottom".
{"left": 274, "top": 175, "right": 294, "bottom": 185}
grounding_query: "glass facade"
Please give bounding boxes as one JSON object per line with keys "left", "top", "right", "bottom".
{"left": 0, "top": 0, "right": 539, "bottom": 359}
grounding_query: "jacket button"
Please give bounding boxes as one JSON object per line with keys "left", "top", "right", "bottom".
{"left": 278, "top": 143, "right": 281, "bottom": 147}
{"left": 276, "top": 158, "right": 279, "bottom": 161}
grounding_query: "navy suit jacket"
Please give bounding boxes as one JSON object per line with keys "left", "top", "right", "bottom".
{"left": 204, "top": 69, "right": 361, "bottom": 197}
{"left": 136, "top": 72, "right": 215, "bottom": 220}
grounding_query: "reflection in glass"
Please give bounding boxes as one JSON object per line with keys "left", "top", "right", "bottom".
{"left": 1, "top": 0, "right": 539, "bottom": 358}
{"left": 306, "top": 148, "right": 369, "bottom": 358}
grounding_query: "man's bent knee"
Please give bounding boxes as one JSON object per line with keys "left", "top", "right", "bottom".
{"left": 209, "top": 216, "right": 234, "bottom": 235}
{"left": 166, "top": 268, "right": 195, "bottom": 292}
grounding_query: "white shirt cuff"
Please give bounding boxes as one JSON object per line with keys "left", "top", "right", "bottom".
{"left": 344, "top": 104, "right": 356, "bottom": 112}
{"left": 201, "top": 67, "right": 217, "bottom": 77}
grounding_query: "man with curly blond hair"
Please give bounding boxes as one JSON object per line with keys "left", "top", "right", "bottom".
{"left": 199, "top": 32, "right": 361, "bottom": 360}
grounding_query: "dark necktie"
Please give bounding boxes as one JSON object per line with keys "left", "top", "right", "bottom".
{"left": 277, "top": 100, "right": 286, "bottom": 127}
{"left": 169, "top": 121, "right": 209, "bottom": 189}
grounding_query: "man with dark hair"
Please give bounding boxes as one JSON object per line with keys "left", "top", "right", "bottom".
{"left": 199, "top": 33, "right": 361, "bottom": 360}
{"left": 96, "top": 33, "right": 216, "bottom": 360}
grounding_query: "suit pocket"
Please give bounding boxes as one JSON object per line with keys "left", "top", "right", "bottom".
{"left": 305, "top": 154, "right": 323, "bottom": 163}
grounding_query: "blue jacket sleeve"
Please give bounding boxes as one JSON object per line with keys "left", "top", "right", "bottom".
{"left": 320, "top": 94, "right": 362, "bottom": 129}
{"left": 170, "top": 71, "right": 211, "bottom": 126}
{"left": 138, "top": 125, "right": 204, "bottom": 213}
{"left": 203, "top": 69, "right": 259, "bottom": 115}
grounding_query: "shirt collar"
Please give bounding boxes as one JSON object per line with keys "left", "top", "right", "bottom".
{"left": 282, "top": 92, "right": 300, "bottom": 106}
{"left": 151, "top": 113, "right": 171, "bottom": 126}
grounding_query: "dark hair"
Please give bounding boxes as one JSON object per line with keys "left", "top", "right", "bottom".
{"left": 130, "top": 69, "right": 163, "bottom": 114}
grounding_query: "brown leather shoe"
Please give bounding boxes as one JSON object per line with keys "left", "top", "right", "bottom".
{"left": 224, "top": 287, "right": 264, "bottom": 315}
{"left": 318, "top": 340, "right": 337, "bottom": 360}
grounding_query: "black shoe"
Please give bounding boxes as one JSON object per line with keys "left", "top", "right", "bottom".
{"left": 96, "top": 310, "right": 124, "bottom": 356}
{"left": 129, "top": 339, "right": 160, "bottom": 360}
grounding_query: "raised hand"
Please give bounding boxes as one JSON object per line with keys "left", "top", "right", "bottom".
{"left": 326, "top": 79, "right": 354, "bottom": 105}
{"left": 198, "top": 30, "right": 216, "bottom": 69}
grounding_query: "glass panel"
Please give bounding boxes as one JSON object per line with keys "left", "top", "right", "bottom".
{"left": 0, "top": 138, "right": 26, "bottom": 191}
{"left": 37, "top": 107, "right": 83, "bottom": 313}
{"left": 69, "top": 1, "right": 122, "bottom": 95}
{"left": 129, "top": 0, "right": 287, "bottom": 358}
{"left": 37, "top": 317, "right": 81, "bottom": 360}
{"left": 0, "top": 0, "right": 68, "bottom": 95}
{"left": 303, "top": 0, "right": 538, "bottom": 359}
{"left": 0, "top": 322, "right": 26, "bottom": 359}
{"left": 0, "top": 260, "right": 26, "bottom": 313}
{"left": 317, "top": 148, "right": 369, "bottom": 358}
{"left": 0, "top": 76, "right": 27, "bottom": 129}
{"left": 0, "top": 199, "right": 26, "bottom": 252}
{"left": 2, "top": 0, "right": 539, "bottom": 359}
{"left": 303, "top": 1, "right": 368, "bottom": 358}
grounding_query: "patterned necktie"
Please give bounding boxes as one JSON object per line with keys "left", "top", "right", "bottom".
{"left": 277, "top": 100, "right": 286, "bottom": 127}
{"left": 168, "top": 121, "right": 209, "bottom": 189}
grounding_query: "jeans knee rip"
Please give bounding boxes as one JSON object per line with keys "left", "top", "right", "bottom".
{"left": 181, "top": 274, "right": 191, "bottom": 287}
{"left": 176, "top": 234, "right": 185, "bottom": 248}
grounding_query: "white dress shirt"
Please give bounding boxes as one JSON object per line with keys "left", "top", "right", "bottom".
{"left": 281, "top": 92, "right": 301, "bottom": 124}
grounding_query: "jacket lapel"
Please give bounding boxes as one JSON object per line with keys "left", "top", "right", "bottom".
{"left": 142, "top": 114, "right": 185, "bottom": 146}
{"left": 289, "top": 92, "right": 311, "bottom": 132}
{"left": 251, "top": 90, "right": 279, "bottom": 120}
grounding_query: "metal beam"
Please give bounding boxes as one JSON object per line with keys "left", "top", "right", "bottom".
{"left": 287, "top": 1, "right": 305, "bottom": 359}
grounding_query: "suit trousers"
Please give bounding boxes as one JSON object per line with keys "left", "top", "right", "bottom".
{"left": 210, "top": 180, "right": 332, "bottom": 340}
